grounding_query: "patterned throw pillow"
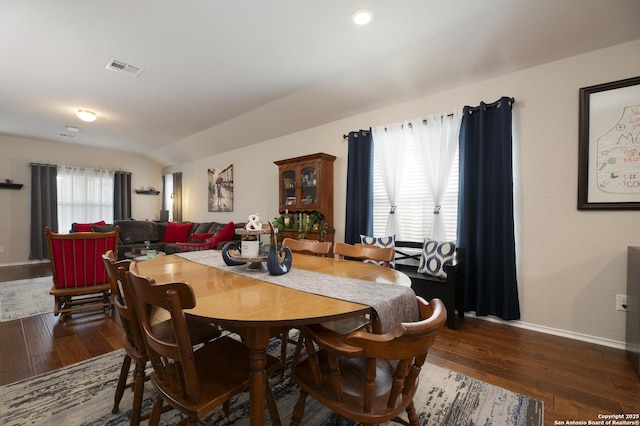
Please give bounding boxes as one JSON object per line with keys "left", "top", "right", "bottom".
{"left": 360, "top": 234, "right": 396, "bottom": 266}
{"left": 418, "top": 240, "right": 456, "bottom": 278}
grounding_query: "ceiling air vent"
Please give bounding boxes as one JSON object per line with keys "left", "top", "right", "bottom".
{"left": 105, "top": 57, "right": 144, "bottom": 77}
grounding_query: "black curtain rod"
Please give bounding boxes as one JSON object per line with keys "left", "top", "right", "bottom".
{"left": 466, "top": 97, "right": 515, "bottom": 113}
{"left": 27, "top": 162, "right": 57, "bottom": 167}
{"left": 28, "top": 162, "right": 132, "bottom": 174}
{"left": 342, "top": 97, "right": 515, "bottom": 139}
{"left": 342, "top": 129, "right": 370, "bottom": 140}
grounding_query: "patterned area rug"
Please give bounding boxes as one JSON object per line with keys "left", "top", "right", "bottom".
{"left": 0, "top": 345, "right": 543, "bottom": 425}
{"left": 0, "top": 277, "right": 52, "bottom": 321}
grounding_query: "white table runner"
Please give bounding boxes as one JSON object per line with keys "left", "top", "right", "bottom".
{"left": 176, "top": 250, "right": 418, "bottom": 333}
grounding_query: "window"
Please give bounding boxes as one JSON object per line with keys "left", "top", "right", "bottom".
{"left": 164, "top": 174, "right": 174, "bottom": 222}
{"left": 372, "top": 139, "right": 459, "bottom": 242}
{"left": 57, "top": 166, "right": 114, "bottom": 232}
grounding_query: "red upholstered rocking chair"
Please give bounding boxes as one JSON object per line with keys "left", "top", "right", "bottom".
{"left": 45, "top": 226, "right": 119, "bottom": 318}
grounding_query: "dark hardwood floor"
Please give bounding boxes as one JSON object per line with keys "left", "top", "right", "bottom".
{"left": 1, "top": 264, "right": 638, "bottom": 425}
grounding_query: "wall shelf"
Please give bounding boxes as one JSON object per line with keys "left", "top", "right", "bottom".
{"left": 135, "top": 190, "right": 160, "bottom": 195}
{"left": 0, "top": 182, "right": 23, "bottom": 190}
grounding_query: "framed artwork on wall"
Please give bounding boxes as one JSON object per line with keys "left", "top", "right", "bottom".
{"left": 208, "top": 164, "right": 233, "bottom": 212}
{"left": 578, "top": 76, "right": 640, "bottom": 210}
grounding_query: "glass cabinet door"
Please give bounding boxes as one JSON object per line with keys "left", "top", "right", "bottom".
{"left": 282, "top": 169, "right": 297, "bottom": 207}
{"left": 300, "top": 165, "right": 318, "bottom": 207}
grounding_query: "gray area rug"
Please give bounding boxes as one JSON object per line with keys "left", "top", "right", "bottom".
{"left": 0, "top": 276, "right": 52, "bottom": 321}
{"left": 0, "top": 342, "right": 543, "bottom": 425}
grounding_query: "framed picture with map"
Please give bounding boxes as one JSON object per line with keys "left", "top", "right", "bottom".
{"left": 578, "top": 76, "right": 640, "bottom": 210}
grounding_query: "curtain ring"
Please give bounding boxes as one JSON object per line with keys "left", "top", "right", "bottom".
{"left": 389, "top": 206, "right": 397, "bottom": 214}
{"left": 433, "top": 205, "right": 441, "bottom": 214}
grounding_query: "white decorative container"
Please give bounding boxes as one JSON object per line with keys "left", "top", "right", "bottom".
{"left": 241, "top": 239, "right": 259, "bottom": 258}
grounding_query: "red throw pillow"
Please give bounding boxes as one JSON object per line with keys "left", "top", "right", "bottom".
{"left": 163, "top": 222, "right": 193, "bottom": 243}
{"left": 73, "top": 221, "right": 107, "bottom": 232}
{"left": 211, "top": 221, "right": 236, "bottom": 248}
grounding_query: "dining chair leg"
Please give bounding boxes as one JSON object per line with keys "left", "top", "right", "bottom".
{"left": 289, "top": 389, "right": 308, "bottom": 426}
{"left": 279, "top": 330, "right": 288, "bottom": 381}
{"left": 405, "top": 400, "right": 420, "bottom": 426}
{"left": 303, "top": 337, "right": 323, "bottom": 388}
{"left": 130, "top": 360, "right": 146, "bottom": 425}
{"left": 291, "top": 335, "right": 304, "bottom": 368}
{"left": 326, "top": 354, "right": 342, "bottom": 401}
{"left": 265, "top": 382, "right": 282, "bottom": 426}
{"left": 148, "top": 395, "right": 164, "bottom": 426}
{"left": 112, "top": 354, "right": 132, "bottom": 413}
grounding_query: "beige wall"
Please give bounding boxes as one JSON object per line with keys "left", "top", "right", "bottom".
{"left": 0, "top": 135, "right": 164, "bottom": 264}
{"left": 2, "top": 39, "right": 638, "bottom": 347}
{"left": 163, "top": 39, "right": 640, "bottom": 347}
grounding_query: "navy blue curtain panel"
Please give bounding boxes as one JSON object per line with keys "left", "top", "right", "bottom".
{"left": 457, "top": 97, "right": 520, "bottom": 320}
{"left": 344, "top": 130, "right": 373, "bottom": 244}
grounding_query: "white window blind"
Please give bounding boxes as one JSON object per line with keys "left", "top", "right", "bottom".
{"left": 372, "top": 138, "right": 459, "bottom": 242}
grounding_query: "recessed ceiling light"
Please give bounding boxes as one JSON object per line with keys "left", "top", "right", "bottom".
{"left": 76, "top": 109, "right": 97, "bottom": 122}
{"left": 352, "top": 9, "right": 373, "bottom": 26}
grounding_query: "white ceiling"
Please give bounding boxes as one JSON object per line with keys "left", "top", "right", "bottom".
{"left": 1, "top": 0, "right": 640, "bottom": 166}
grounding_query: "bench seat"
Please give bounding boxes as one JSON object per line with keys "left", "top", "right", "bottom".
{"left": 394, "top": 241, "right": 465, "bottom": 329}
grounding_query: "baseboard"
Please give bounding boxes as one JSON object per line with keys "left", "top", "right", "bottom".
{"left": 0, "top": 260, "right": 49, "bottom": 267}
{"left": 467, "top": 312, "right": 626, "bottom": 350}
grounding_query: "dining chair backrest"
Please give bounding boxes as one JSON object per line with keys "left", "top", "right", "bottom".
{"left": 282, "top": 237, "right": 332, "bottom": 256}
{"left": 333, "top": 241, "right": 395, "bottom": 267}
{"left": 290, "top": 297, "right": 447, "bottom": 426}
{"left": 102, "top": 250, "right": 131, "bottom": 303}
{"left": 127, "top": 265, "right": 202, "bottom": 404}
{"left": 102, "top": 251, "right": 145, "bottom": 355}
{"left": 102, "top": 251, "right": 150, "bottom": 425}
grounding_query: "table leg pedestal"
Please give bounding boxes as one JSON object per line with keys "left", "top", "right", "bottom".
{"left": 245, "top": 327, "right": 281, "bottom": 426}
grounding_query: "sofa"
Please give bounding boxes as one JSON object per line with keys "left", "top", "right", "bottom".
{"left": 73, "top": 220, "right": 243, "bottom": 260}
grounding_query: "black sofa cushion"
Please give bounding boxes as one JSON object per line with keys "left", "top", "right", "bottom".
{"left": 115, "top": 220, "right": 158, "bottom": 245}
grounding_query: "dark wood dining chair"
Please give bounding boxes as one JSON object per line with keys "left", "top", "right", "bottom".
{"left": 102, "top": 251, "right": 147, "bottom": 425}
{"left": 282, "top": 238, "right": 332, "bottom": 256}
{"left": 126, "top": 264, "right": 282, "bottom": 426}
{"left": 279, "top": 237, "right": 333, "bottom": 365}
{"left": 324, "top": 241, "right": 396, "bottom": 339}
{"left": 290, "top": 297, "right": 446, "bottom": 426}
{"left": 333, "top": 241, "right": 395, "bottom": 267}
{"left": 102, "top": 251, "right": 222, "bottom": 425}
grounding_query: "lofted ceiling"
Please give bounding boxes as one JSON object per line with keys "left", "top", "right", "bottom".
{"left": 1, "top": 0, "right": 640, "bottom": 166}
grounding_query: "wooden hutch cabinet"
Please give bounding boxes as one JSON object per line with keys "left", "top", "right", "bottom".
{"left": 274, "top": 153, "right": 335, "bottom": 244}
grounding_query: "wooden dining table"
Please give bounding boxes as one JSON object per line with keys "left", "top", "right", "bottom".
{"left": 135, "top": 251, "right": 412, "bottom": 425}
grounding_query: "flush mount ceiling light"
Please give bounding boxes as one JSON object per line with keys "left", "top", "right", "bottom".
{"left": 76, "top": 109, "right": 96, "bottom": 122}
{"left": 352, "top": 9, "right": 373, "bottom": 26}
